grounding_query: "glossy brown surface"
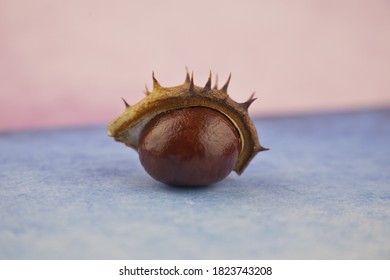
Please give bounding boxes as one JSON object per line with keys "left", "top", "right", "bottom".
{"left": 138, "top": 107, "right": 240, "bottom": 186}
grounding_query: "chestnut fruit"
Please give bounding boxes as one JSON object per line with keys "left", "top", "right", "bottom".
{"left": 107, "top": 70, "right": 268, "bottom": 186}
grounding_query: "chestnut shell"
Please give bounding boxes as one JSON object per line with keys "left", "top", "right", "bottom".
{"left": 107, "top": 70, "right": 268, "bottom": 186}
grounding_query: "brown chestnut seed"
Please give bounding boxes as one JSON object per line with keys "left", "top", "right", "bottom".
{"left": 107, "top": 70, "right": 268, "bottom": 186}
{"left": 138, "top": 107, "right": 240, "bottom": 186}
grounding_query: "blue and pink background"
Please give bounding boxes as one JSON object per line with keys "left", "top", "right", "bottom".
{"left": 0, "top": 1, "right": 389, "bottom": 260}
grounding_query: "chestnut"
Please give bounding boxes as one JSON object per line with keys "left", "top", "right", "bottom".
{"left": 138, "top": 107, "right": 240, "bottom": 186}
{"left": 107, "top": 70, "right": 268, "bottom": 186}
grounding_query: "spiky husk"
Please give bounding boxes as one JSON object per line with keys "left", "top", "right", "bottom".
{"left": 108, "top": 70, "right": 267, "bottom": 175}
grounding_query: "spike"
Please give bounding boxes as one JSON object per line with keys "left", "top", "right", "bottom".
{"left": 240, "top": 92, "right": 257, "bottom": 110}
{"left": 121, "top": 97, "right": 130, "bottom": 108}
{"left": 184, "top": 67, "right": 190, "bottom": 84}
{"left": 144, "top": 84, "right": 151, "bottom": 95}
{"left": 203, "top": 71, "right": 212, "bottom": 91}
{"left": 221, "top": 73, "right": 231, "bottom": 93}
{"left": 189, "top": 71, "right": 194, "bottom": 91}
{"left": 152, "top": 71, "right": 162, "bottom": 90}
{"left": 258, "top": 146, "right": 269, "bottom": 152}
{"left": 213, "top": 74, "right": 219, "bottom": 90}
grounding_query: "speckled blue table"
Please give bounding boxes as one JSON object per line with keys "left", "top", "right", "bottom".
{"left": 1, "top": 109, "right": 389, "bottom": 259}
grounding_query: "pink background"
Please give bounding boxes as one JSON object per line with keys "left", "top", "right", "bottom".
{"left": 1, "top": 0, "right": 389, "bottom": 131}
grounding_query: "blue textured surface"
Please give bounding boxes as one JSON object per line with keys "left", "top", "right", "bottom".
{"left": 1, "top": 109, "right": 389, "bottom": 259}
